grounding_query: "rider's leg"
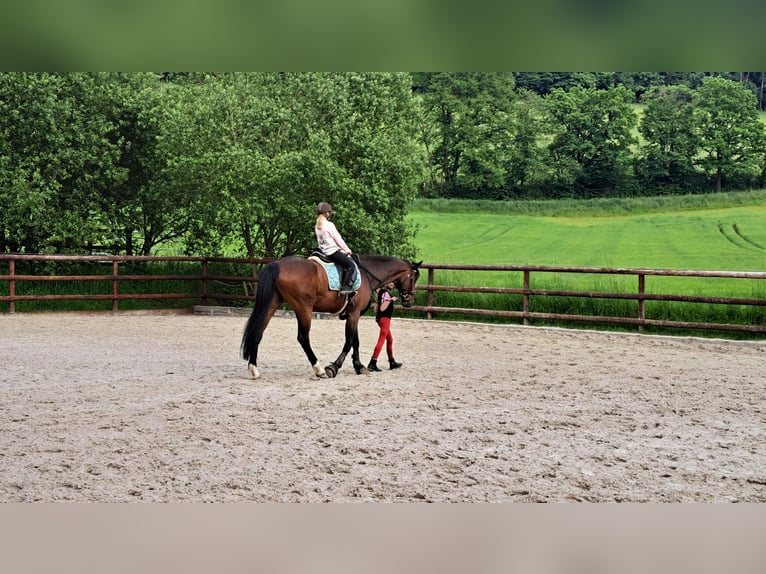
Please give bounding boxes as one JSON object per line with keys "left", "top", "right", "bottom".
{"left": 331, "top": 253, "right": 355, "bottom": 294}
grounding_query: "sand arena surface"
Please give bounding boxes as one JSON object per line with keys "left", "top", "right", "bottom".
{"left": 1, "top": 311, "right": 765, "bottom": 502}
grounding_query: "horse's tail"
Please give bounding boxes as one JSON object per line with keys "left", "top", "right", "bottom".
{"left": 241, "top": 261, "right": 280, "bottom": 362}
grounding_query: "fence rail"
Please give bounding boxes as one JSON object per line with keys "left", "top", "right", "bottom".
{"left": 2, "top": 254, "right": 765, "bottom": 335}
{"left": 0, "top": 254, "right": 271, "bottom": 313}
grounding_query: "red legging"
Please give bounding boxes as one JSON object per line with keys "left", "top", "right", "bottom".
{"left": 372, "top": 317, "right": 394, "bottom": 360}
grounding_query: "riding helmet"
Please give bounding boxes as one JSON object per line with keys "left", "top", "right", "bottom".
{"left": 316, "top": 202, "right": 332, "bottom": 215}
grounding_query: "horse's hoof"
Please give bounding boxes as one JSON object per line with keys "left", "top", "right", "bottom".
{"left": 312, "top": 364, "right": 326, "bottom": 378}
{"left": 248, "top": 363, "right": 260, "bottom": 380}
{"left": 325, "top": 364, "right": 337, "bottom": 378}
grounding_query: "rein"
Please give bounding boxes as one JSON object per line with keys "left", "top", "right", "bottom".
{"left": 356, "top": 257, "right": 418, "bottom": 302}
{"left": 355, "top": 258, "right": 385, "bottom": 288}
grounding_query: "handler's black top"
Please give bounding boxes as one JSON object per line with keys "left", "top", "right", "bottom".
{"left": 375, "top": 287, "right": 395, "bottom": 322}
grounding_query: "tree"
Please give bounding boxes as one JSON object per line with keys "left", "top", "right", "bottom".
{"left": 513, "top": 73, "right": 598, "bottom": 95}
{"left": 605, "top": 72, "right": 664, "bottom": 100}
{"left": 637, "top": 85, "right": 699, "bottom": 191}
{"left": 694, "top": 76, "right": 766, "bottom": 192}
{"left": 0, "top": 73, "right": 127, "bottom": 253}
{"left": 545, "top": 85, "right": 638, "bottom": 196}
{"left": 503, "top": 89, "right": 549, "bottom": 194}
{"left": 166, "top": 73, "right": 421, "bottom": 259}
{"left": 90, "top": 72, "right": 195, "bottom": 256}
{"left": 413, "top": 72, "right": 516, "bottom": 198}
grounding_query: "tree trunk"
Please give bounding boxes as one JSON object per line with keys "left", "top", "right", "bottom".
{"left": 242, "top": 218, "right": 255, "bottom": 259}
{"left": 124, "top": 228, "right": 133, "bottom": 256}
{"left": 716, "top": 166, "right": 722, "bottom": 192}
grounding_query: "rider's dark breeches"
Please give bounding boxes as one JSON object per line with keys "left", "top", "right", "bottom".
{"left": 326, "top": 251, "right": 354, "bottom": 284}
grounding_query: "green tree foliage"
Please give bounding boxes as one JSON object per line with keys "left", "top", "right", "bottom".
{"left": 0, "top": 72, "right": 202, "bottom": 255}
{"left": 694, "top": 76, "right": 766, "bottom": 191}
{"left": 0, "top": 72, "right": 421, "bottom": 258}
{"left": 545, "top": 85, "right": 638, "bottom": 196}
{"left": 163, "top": 72, "right": 421, "bottom": 258}
{"left": 513, "top": 72, "right": 599, "bottom": 95}
{"left": 413, "top": 72, "right": 517, "bottom": 198}
{"left": 0, "top": 73, "right": 127, "bottom": 253}
{"left": 503, "top": 89, "right": 550, "bottom": 194}
{"left": 96, "top": 72, "right": 195, "bottom": 255}
{"left": 637, "top": 85, "right": 700, "bottom": 191}
{"left": 3, "top": 72, "right": 766, "bottom": 257}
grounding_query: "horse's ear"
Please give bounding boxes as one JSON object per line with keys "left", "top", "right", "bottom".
{"left": 414, "top": 260, "right": 423, "bottom": 268}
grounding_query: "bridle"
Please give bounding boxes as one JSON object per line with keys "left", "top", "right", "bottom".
{"left": 357, "top": 259, "right": 420, "bottom": 306}
{"left": 396, "top": 267, "right": 419, "bottom": 305}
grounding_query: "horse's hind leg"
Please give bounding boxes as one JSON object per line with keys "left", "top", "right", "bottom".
{"left": 249, "top": 306, "right": 280, "bottom": 379}
{"left": 295, "top": 310, "right": 325, "bottom": 378}
{"left": 243, "top": 298, "right": 280, "bottom": 380}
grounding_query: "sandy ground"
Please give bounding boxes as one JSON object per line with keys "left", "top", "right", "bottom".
{"left": 1, "top": 310, "right": 765, "bottom": 502}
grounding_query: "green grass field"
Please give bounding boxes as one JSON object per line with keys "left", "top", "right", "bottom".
{"left": 3, "top": 191, "right": 765, "bottom": 335}
{"left": 408, "top": 192, "right": 766, "bottom": 335}
{"left": 412, "top": 202, "right": 766, "bottom": 271}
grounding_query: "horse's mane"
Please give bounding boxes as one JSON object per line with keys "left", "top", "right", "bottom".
{"left": 359, "top": 254, "right": 408, "bottom": 265}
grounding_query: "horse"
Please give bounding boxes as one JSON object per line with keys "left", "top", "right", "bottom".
{"left": 241, "top": 255, "right": 422, "bottom": 379}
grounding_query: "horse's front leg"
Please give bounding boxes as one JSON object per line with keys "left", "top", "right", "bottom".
{"left": 325, "top": 317, "right": 367, "bottom": 377}
{"left": 325, "top": 349, "right": 347, "bottom": 378}
{"left": 351, "top": 328, "right": 367, "bottom": 375}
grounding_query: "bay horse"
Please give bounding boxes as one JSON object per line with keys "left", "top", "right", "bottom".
{"left": 241, "top": 255, "right": 422, "bottom": 379}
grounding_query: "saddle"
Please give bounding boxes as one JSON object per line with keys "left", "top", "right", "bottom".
{"left": 308, "top": 251, "right": 361, "bottom": 293}
{"left": 308, "top": 251, "right": 361, "bottom": 320}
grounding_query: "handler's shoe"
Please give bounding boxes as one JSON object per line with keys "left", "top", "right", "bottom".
{"left": 367, "top": 359, "right": 383, "bottom": 372}
{"left": 389, "top": 360, "right": 402, "bottom": 370}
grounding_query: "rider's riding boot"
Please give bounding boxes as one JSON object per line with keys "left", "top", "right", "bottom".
{"left": 367, "top": 358, "right": 382, "bottom": 372}
{"left": 389, "top": 359, "right": 403, "bottom": 370}
{"left": 339, "top": 269, "right": 355, "bottom": 294}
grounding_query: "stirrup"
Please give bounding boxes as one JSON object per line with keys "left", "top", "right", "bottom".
{"left": 339, "top": 294, "right": 354, "bottom": 320}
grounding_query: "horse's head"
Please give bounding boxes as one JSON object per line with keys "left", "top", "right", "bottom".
{"left": 395, "top": 260, "right": 422, "bottom": 308}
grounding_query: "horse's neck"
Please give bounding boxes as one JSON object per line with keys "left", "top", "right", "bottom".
{"left": 362, "top": 256, "right": 404, "bottom": 288}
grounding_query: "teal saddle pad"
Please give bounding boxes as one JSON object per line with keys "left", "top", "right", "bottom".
{"left": 309, "top": 257, "right": 361, "bottom": 292}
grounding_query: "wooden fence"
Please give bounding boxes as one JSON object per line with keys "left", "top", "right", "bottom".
{"left": 414, "top": 263, "right": 766, "bottom": 335}
{"left": 0, "top": 254, "right": 271, "bottom": 313}
{"left": 1, "top": 254, "right": 765, "bottom": 335}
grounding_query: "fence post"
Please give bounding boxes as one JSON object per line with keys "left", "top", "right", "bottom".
{"left": 9, "top": 259, "right": 15, "bottom": 314}
{"left": 523, "top": 270, "right": 530, "bottom": 325}
{"left": 112, "top": 260, "right": 119, "bottom": 312}
{"left": 638, "top": 273, "right": 645, "bottom": 332}
{"left": 201, "top": 259, "right": 208, "bottom": 307}
{"left": 426, "top": 268, "right": 434, "bottom": 320}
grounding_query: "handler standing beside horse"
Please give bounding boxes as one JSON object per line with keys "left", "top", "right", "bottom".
{"left": 367, "top": 281, "right": 403, "bottom": 372}
{"left": 315, "top": 202, "right": 356, "bottom": 295}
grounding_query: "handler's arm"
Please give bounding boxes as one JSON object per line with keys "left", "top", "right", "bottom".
{"left": 379, "top": 292, "right": 396, "bottom": 312}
